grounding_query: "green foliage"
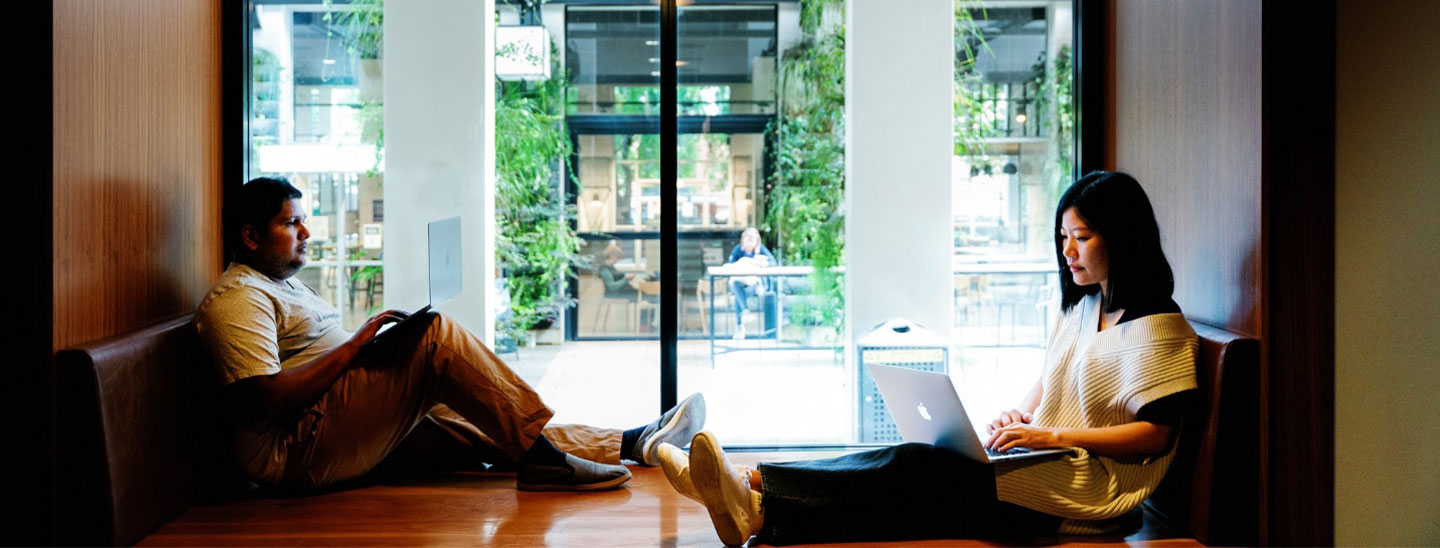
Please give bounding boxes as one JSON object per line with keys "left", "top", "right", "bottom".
{"left": 1042, "top": 45, "right": 1075, "bottom": 196}
{"left": 766, "top": 0, "right": 846, "bottom": 332}
{"left": 953, "top": 0, "right": 996, "bottom": 156}
{"left": 322, "top": 0, "right": 383, "bottom": 60}
{"left": 495, "top": 46, "right": 584, "bottom": 344}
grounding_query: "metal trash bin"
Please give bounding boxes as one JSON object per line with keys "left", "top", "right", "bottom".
{"left": 857, "top": 317, "right": 949, "bottom": 443}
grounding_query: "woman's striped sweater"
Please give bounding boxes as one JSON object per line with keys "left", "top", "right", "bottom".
{"left": 994, "top": 292, "right": 1199, "bottom": 534}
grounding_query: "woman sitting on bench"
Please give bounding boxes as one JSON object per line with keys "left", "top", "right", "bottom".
{"left": 659, "top": 171, "right": 1200, "bottom": 546}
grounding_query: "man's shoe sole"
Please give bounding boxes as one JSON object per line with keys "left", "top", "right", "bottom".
{"left": 641, "top": 393, "right": 706, "bottom": 466}
{"left": 516, "top": 468, "right": 632, "bottom": 492}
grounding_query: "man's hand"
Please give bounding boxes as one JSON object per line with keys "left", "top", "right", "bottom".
{"left": 986, "top": 408, "right": 1034, "bottom": 435}
{"left": 351, "top": 309, "right": 410, "bottom": 345}
{"left": 985, "top": 423, "right": 1061, "bottom": 452}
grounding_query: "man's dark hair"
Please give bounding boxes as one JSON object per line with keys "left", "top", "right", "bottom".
{"left": 1054, "top": 171, "right": 1175, "bottom": 314}
{"left": 225, "top": 177, "right": 303, "bottom": 256}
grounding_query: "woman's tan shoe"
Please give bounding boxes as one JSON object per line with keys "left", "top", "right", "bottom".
{"left": 689, "top": 431, "right": 763, "bottom": 547}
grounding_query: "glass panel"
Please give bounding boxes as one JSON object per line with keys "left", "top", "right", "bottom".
{"left": 498, "top": 4, "right": 661, "bottom": 428}
{"left": 952, "top": 2, "right": 1073, "bottom": 421}
{"left": 676, "top": 4, "right": 849, "bottom": 446}
{"left": 250, "top": 3, "right": 385, "bottom": 331}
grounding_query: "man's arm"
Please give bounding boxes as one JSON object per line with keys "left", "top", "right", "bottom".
{"left": 221, "top": 310, "right": 407, "bottom": 424}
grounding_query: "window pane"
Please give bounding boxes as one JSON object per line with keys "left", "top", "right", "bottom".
{"left": 952, "top": 2, "right": 1073, "bottom": 423}
{"left": 250, "top": 3, "right": 384, "bottom": 331}
{"left": 497, "top": 4, "right": 661, "bottom": 429}
{"left": 675, "top": 4, "right": 849, "bottom": 445}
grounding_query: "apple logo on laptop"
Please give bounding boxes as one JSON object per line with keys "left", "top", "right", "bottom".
{"left": 917, "top": 402, "right": 932, "bottom": 421}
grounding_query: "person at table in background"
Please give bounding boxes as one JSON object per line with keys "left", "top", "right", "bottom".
{"left": 598, "top": 242, "right": 638, "bottom": 299}
{"left": 726, "top": 227, "right": 777, "bottom": 340}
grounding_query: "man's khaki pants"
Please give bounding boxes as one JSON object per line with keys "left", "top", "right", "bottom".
{"left": 276, "top": 313, "right": 620, "bottom": 488}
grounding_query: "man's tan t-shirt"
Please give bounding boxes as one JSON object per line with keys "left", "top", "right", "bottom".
{"left": 194, "top": 262, "right": 350, "bottom": 483}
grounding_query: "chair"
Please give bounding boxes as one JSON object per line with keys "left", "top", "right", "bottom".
{"left": 693, "top": 279, "right": 730, "bottom": 335}
{"left": 635, "top": 280, "right": 662, "bottom": 332}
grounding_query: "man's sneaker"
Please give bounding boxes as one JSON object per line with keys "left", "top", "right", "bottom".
{"left": 633, "top": 393, "right": 706, "bottom": 466}
{"left": 732, "top": 324, "right": 746, "bottom": 340}
{"left": 690, "top": 431, "right": 763, "bottom": 547}
{"left": 516, "top": 453, "right": 631, "bottom": 491}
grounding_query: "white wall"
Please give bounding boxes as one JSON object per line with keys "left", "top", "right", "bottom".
{"left": 1335, "top": 1, "right": 1440, "bottom": 545}
{"left": 384, "top": 0, "right": 497, "bottom": 341}
{"left": 844, "top": 0, "right": 954, "bottom": 344}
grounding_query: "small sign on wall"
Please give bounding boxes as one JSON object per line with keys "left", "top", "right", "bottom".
{"left": 362, "top": 223, "right": 383, "bottom": 249}
{"left": 308, "top": 215, "right": 331, "bottom": 242}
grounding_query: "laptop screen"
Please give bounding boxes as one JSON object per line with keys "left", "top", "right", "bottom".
{"left": 427, "top": 216, "right": 463, "bottom": 306}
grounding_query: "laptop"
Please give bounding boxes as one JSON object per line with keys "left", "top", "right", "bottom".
{"left": 867, "top": 363, "right": 1069, "bottom": 463}
{"left": 369, "top": 216, "right": 463, "bottom": 343}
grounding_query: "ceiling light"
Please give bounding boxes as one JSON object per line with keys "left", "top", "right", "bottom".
{"left": 675, "top": 60, "right": 689, "bottom": 67}
{"left": 322, "top": 59, "right": 337, "bottom": 65}
{"left": 1015, "top": 112, "right": 1028, "bottom": 123}
{"left": 645, "top": 40, "right": 659, "bottom": 46}
{"left": 310, "top": 89, "right": 320, "bottom": 95}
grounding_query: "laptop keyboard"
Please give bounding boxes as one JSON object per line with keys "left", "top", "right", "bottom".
{"left": 985, "top": 447, "right": 1032, "bottom": 458}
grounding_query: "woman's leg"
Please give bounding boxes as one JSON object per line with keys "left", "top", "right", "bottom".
{"left": 728, "top": 278, "right": 749, "bottom": 328}
{"left": 756, "top": 443, "right": 1060, "bottom": 544}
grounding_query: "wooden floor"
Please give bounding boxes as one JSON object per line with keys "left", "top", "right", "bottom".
{"left": 140, "top": 452, "right": 1201, "bottom": 547}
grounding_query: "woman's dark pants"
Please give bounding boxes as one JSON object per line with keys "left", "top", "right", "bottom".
{"left": 756, "top": 443, "right": 1061, "bottom": 545}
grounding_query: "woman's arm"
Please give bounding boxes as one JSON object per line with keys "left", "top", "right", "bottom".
{"left": 985, "top": 420, "right": 1175, "bottom": 457}
{"left": 599, "top": 266, "right": 630, "bottom": 292}
{"left": 987, "top": 379, "right": 1044, "bottom": 434}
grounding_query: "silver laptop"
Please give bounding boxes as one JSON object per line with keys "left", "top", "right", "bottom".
{"left": 370, "top": 216, "right": 463, "bottom": 342}
{"left": 867, "top": 363, "right": 1069, "bottom": 463}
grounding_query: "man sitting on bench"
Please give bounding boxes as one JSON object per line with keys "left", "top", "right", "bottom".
{"left": 195, "top": 177, "right": 705, "bottom": 491}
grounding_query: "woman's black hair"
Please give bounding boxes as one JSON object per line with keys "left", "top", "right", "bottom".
{"left": 224, "top": 177, "right": 303, "bottom": 256}
{"left": 1055, "top": 171, "right": 1174, "bottom": 313}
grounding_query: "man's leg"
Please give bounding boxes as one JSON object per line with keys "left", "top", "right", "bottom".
{"left": 280, "top": 313, "right": 628, "bottom": 490}
{"left": 374, "top": 406, "right": 621, "bottom": 477}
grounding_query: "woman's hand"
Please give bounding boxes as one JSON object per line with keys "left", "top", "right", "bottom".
{"left": 985, "top": 423, "right": 1062, "bottom": 452}
{"left": 986, "top": 408, "right": 1034, "bottom": 435}
{"left": 351, "top": 309, "right": 410, "bottom": 345}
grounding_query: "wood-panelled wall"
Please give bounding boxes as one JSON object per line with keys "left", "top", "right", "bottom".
{"left": 1108, "top": 1, "right": 1336, "bottom": 545}
{"left": 52, "top": 0, "right": 224, "bottom": 351}
{"left": 1111, "top": 1, "right": 1263, "bottom": 336}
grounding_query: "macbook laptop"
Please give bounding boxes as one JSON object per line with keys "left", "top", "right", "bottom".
{"left": 369, "top": 216, "right": 463, "bottom": 343}
{"left": 867, "top": 363, "right": 1069, "bottom": 463}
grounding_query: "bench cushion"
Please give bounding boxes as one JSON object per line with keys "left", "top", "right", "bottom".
{"left": 55, "top": 314, "right": 239, "bottom": 546}
{"left": 1143, "top": 320, "right": 1261, "bottom": 545}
